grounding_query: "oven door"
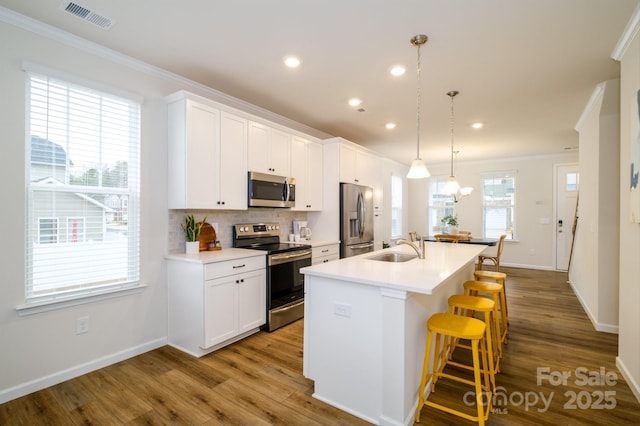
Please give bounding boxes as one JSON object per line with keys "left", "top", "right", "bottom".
{"left": 268, "top": 249, "right": 311, "bottom": 310}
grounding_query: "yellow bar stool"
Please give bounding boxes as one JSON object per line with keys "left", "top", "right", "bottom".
{"left": 416, "top": 313, "right": 492, "bottom": 425}
{"left": 464, "top": 280, "right": 508, "bottom": 350}
{"left": 474, "top": 270, "right": 508, "bottom": 319}
{"left": 447, "top": 294, "right": 500, "bottom": 391}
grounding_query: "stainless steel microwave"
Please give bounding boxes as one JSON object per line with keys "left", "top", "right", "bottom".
{"left": 248, "top": 171, "right": 295, "bottom": 208}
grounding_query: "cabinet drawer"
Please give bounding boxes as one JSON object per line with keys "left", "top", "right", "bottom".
{"left": 312, "top": 244, "right": 339, "bottom": 259}
{"left": 205, "top": 255, "right": 265, "bottom": 280}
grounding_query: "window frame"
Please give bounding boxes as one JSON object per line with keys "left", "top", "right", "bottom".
{"left": 481, "top": 171, "right": 516, "bottom": 240}
{"left": 390, "top": 174, "right": 403, "bottom": 239}
{"left": 22, "top": 69, "right": 142, "bottom": 312}
{"left": 428, "top": 176, "right": 456, "bottom": 234}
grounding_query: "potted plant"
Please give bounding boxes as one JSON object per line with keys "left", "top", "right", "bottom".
{"left": 440, "top": 214, "right": 459, "bottom": 235}
{"left": 182, "top": 214, "right": 207, "bottom": 254}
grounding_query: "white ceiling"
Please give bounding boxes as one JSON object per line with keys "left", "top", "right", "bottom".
{"left": 1, "top": 0, "right": 637, "bottom": 166}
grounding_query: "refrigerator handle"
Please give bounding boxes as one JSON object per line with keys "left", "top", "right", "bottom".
{"left": 357, "top": 191, "right": 365, "bottom": 237}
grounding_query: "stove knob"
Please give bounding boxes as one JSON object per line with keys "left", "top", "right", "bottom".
{"left": 241, "top": 226, "right": 247, "bottom": 232}
{"left": 274, "top": 225, "right": 279, "bottom": 230}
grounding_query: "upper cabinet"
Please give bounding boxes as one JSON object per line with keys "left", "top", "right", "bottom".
{"left": 248, "top": 121, "right": 291, "bottom": 176}
{"left": 291, "top": 136, "right": 323, "bottom": 211}
{"left": 167, "top": 91, "right": 247, "bottom": 210}
{"left": 339, "top": 143, "right": 374, "bottom": 186}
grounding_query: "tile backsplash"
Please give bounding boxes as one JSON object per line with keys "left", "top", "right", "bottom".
{"left": 168, "top": 209, "right": 309, "bottom": 253}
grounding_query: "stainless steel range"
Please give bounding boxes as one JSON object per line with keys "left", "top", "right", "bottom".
{"left": 233, "top": 222, "right": 311, "bottom": 331}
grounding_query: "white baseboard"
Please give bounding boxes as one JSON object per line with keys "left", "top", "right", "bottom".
{"left": 616, "top": 356, "right": 640, "bottom": 404}
{"left": 0, "top": 337, "right": 167, "bottom": 404}
{"left": 500, "top": 262, "right": 555, "bottom": 271}
{"left": 567, "top": 280, "right": 618, "bottom": 334}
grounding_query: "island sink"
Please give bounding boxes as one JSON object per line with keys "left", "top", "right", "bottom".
{"left": 367, "top": 252, "right": 417, "bottom": 262}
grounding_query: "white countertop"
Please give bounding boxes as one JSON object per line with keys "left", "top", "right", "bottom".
{"left": 301, "top": 242, "right": 486, "bottom": 295}
{"left": 165, "top": 248, "right": 266, "bottom": 264}
{"left": 280, "top": 239, "right": 340, "bottom": 247}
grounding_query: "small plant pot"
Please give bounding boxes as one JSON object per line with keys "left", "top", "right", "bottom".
{"left": 186, "top": 241, "right": 200, "bottom": 254}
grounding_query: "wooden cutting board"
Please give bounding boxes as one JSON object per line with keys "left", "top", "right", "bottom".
{"left": 198, "top": 222, "right": 218, "bottom": 251}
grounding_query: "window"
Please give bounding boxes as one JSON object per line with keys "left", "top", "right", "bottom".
{"left": 428, "top": 176, "right": 455, "bottom": 233}
{"left": 38, "top": 218, "right": 59, "bottom": 244}
{"left": 26, "top": 72, "right": 140, "bottom": 302}
{"left": 482, "top": 171, "right": 515, "bottom": 239}
{"left": 391, "top": 175, "right": 403, "bottom": 238}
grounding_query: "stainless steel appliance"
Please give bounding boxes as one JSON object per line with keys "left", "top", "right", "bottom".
{"left": 233, "top": 222, "right": 311, "bottom": 331}
{"left": 248, "top": 171, "right": 295, "bottom": 208}
{"left": 340, "top": 183, "right": 374, "bottom": 258}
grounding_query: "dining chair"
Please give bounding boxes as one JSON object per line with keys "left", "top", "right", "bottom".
{"left": 434, "top": 234, "right": 460, "bottom": 243}
{"left": 477, "top": 234, "right": 507, "bottom": 271}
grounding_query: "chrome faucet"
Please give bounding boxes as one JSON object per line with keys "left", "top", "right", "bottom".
{"left": 396, "top": 238, "right": 426, "bottom": 259}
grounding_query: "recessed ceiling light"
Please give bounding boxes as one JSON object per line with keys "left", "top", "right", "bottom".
{"left": 386, "top": 123, "right": 397, "bottom": 129}
{"left": 284, "top": 56, "right": 301, "bottom": 68}
{"left": 390, "top": 66, "right": 406, "bottom": 76}
{"left": 348, "top": 98, "right": 362, "bottom": 107}
{"left": 471, "top": 122, "right": 483, "bottom": 129}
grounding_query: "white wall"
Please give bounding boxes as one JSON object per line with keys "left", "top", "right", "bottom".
{"left": 616, "top": 7, "right": 640, "bottom": 403}
{"left": 0, "top": 21, "right": 173, "bottom": 402}
{"left": 572, "top": 79, "right": 620, "bottom": 333}
{"left": 0, "top": 14, "right": 321, "bottom": 402}
{"left": 409, "top": 153, "right": 578, "bottom": 270}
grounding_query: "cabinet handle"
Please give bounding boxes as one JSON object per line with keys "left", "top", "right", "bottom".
{"left": 321, "top": 249, "right": 329, "bottom": 253}
{"left": 233, "top": 264, "right": 246, "bottom": 269}
{"left": 235, "top": 278, "right": 244, "bottom": 283}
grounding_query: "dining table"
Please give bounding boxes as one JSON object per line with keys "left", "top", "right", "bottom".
{"left": 424, "top": 235, "right": 498, "bottom": 246}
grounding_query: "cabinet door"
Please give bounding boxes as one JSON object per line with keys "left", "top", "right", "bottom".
{"left": 204, "top": 276, "right": 238, "bottom": 348}
{"left": 167, "top": 99, "right": 219, "bottom": 209}
{"left": 269, "top": 128, "right": 291, "bottom": 176}
{"left": 248, "top": 121, "right": 269, "bottom": 173}
{"left": 291, "top": 137, "right": 308, "bottom": 210}
{"left": 237, "top": 268, "right": 267, "bottom": 333}
{"left": 339, "top": 144, "right": 359, "bottom": 183}
{"left": 219, "top": 112, "right": 248, "bottom": 209}
{"left": 306, "top": 141, "right": 323, "bottom": 210}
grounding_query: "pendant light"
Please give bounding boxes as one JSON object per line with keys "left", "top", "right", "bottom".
{"left": 442, "top": 90, "right": 473, "bottom": 201}
{"left": 406, "top": 34, "right": 430, "bottom": 179}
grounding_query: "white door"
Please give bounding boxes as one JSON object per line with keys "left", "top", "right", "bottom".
{"left": 555, "top": 164, "right": 579, "bottom": 271}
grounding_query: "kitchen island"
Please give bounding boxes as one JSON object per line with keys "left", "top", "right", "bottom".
{"left": 301, "top": 242, "right": 487, "bottom": 426}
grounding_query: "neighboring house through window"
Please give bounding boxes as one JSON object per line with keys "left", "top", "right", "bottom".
{"left": 482, "top": 171, "right": 516, "bottom": 239}
{"left": 428, "top": 176, "right": 456, "bottom": 234}
{"left": 26, "top": 71, "right": 140, "bottom": 302}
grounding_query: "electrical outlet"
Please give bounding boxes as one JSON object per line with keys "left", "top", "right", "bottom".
{"left": 529, "top": 248, "right": 536, "bottom": 256}
{"left": 334, "top": 302, "right": 352, "bottom": 318}
{"left": 76, "top": 316, "right": 89, "bottom": 334}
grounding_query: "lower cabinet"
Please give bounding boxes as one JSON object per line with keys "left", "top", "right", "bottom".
{"left": 312, "top": 244, "right": 340, "bottom": 265}
{"left": 167, "top": 254, "right": 266, "bottom": 357}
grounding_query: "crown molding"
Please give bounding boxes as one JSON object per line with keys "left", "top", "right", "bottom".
{"left": 611, "top": 3, "right": 640, "bottom": 60}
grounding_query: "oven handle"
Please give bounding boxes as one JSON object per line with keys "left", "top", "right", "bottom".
{"left": 269, "top": 249, "right": 312, "bottom": 265}
{"left": 271, "top": 299, "right": 304, "bottom": 315}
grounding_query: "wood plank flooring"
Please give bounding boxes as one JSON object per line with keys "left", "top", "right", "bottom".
{"left": 1, "top": 267, "right": 639, "bottom": 425}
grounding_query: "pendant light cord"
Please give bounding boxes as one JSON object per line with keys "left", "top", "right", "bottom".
{"left": 416, "top": 43, "right": 422, "bottom": 159}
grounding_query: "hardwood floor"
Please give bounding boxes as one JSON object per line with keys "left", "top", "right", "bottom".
{"left": 1, "top": 267, "right": 639, "bottom": 425}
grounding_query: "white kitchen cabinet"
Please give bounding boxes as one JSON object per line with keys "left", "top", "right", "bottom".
{"left": 339, "top": 143, "right": 374, "bottom": 186}
{"left": 248, "top": 121, "right": 291, "bottom": 176}
{"left": 311, "top": 243, "right": 339, "bottom": 265}
{"left": 167, "top": 92, "right": 248, "bottom": 210}
{"left": 218, "top": 112, "right": 248, "bottom": 209}
{"left": 291, "top": 136, "right": 323, "bottom": 211}
{"left": 167, "top": 254, "right": 266, "bottom": 357}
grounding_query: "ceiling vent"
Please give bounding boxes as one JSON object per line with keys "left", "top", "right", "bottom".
{"left": 62, "top": 2, "right": 114, "bottom": 29}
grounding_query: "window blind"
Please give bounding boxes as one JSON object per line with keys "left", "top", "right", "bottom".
{"left": 26, "top": 72, "right": 140, "bottom": 302}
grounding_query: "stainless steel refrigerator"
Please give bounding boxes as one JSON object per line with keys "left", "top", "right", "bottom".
{"left": 340, "top": 183, "right": 374, "bottom": 258}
